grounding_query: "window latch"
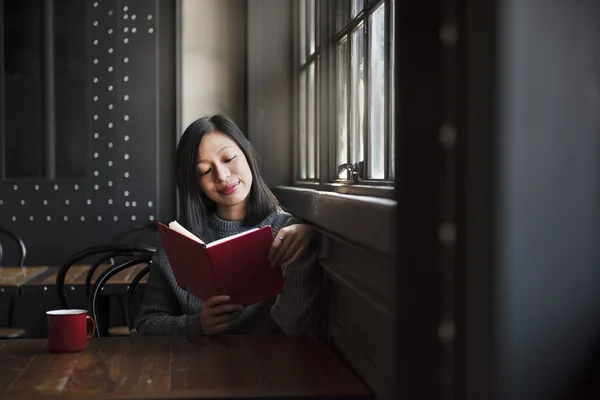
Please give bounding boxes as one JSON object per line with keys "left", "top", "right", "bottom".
{"left": 337, "top": 161, "right": 365, "bottom": 182}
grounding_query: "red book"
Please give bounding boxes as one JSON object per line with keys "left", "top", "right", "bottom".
{"left": 157, "top": 221, "right": 283, "bottom": 306}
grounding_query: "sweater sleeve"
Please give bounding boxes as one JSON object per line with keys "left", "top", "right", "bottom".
{"left": 134, "top": 250, "right": 204, "bottom": 336}
{"left": 270, "top": 236, "right": 322, "bottom": 335}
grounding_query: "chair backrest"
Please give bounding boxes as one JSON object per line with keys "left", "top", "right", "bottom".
{"left": 0, "top": 226, "right": 27, "bottom": 266}
{"left": 56, "top": 243, "right": 155, "bottom": 309}
{"left": 90, "top": 253, "right": 153, "bottom": 337}
{"left": 126, "top": 264, "right": 151, "bottom": 331}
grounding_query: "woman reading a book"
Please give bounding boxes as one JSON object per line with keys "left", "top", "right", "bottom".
{"left": 134, "top": 115, "right": 322, "bottom": 336}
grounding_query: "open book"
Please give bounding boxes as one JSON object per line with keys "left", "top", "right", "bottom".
{"left": 157, "top": 221, "right": 283, "bottom": 306}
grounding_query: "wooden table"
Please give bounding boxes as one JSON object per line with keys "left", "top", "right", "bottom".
{"left": 0, "top": 266, "right": 48, "bottom": 295}
{"left": 0, "top": 335, "right": 373, "bottom": 399}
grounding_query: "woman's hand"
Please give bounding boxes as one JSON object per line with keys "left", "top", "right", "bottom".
{"left": 268, "top": 224, "right": 316, "bottom": 269}
{"left": 200, "top": 295, "right": 243, "bottom": 335}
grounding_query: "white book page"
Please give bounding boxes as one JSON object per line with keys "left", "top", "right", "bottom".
{"left": 168, "top": 221, "right": 205, "bottom": 245}
{"left": 206, "top": 228, "right": 260, "bottom": 248}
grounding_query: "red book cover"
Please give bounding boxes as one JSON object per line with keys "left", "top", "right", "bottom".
{"left": 157, "top": 221, "right": 283, "bottom": 306}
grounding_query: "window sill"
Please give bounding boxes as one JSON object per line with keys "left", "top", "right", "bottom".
{"left": 292, "top": 181, "right": 395, "bottom": 200}
{"left": 272, "top": 186, "right": 396, "bottom": 257}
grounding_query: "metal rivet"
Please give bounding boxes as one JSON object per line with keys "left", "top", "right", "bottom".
{"left": 68, "top": 286, "right": 75, "bottom": 291}
{"left": 124, "top": 135, "right": 129, "bottom": 141}
{"left": 124, "top": 14, "right": 129, "bottom": 19}
{"left": 0, "top": 200, "right": 2, "bottom": 205}
{"left": 43, "top": 286, "right": 48, "bottom": 291}
{"left": 108, "top": 199, "right": 114, "bottom": 205}
{"left": 81, "top": 216, "right": 86, "bottom": 221}
{"left": 148, "top": 28, "right": 154, "bottom": 34}
{"left": 131, "top": 14, "right": 136, "bottom": 20}
{"left": 438, "top": 222, "right": 457, "bottom": 246}
{"left": 124, "top": 172, "right": 130, "bottom": 178}
{"left": 439, "top": 23, "right": 458, "bottom": 47}
{"left": 147, "top": 15, "right": 152, "bottom": 20}
{"left": 93, "top": 78, "right": 98, "bottom": 83}
{"left": 108, "top": 104, "right": 114, "bottom": 110}
{"left": 108, "top": 85, "right": 113, "bottom": 91}
{"left": 131, "top": 215, "right": 137, "bottom": 221}
{"left": 94, "top": 133, "right": 99, "bottom": 139}
{"left": 108, "top": 48, "right": 113, "bottom": 54}
{"left": 125, "top": 201, "right": 130, "bottom": 207}
{"left": 43, "top": 200, "right": 48, "bottom": 205}
{"left": 93, "top": 39, "right": 98, "bottom": 45}
{"left": 108, "top": 142, "right": 114, "bottom": 148}
{"left": 63, "top": 216, "right": 68, "bottom": 221}
{"left": 124, "top": 115, "right": 129, "bottom": 121}
{"left": 108, "top": 10, "right": 113, "bottom": 16}
{"left": 87, "top": 199, "right": 92, "bottom": 205}
{"left": 108, "top": 123, "right": 113, "bottom": 128}
{"left": 148, "top": 202, "right": 153, "bottom": 207}
{"left": 124, "top": 154, "right": 129, "bottom": 160}
{"left": 12, "top": 216, "right": 16, "bottom": 221}
{"left": 108, "top": 161, "right": 113, "bottom": 167}
{"left": 13, "top": 185, "right": 18, "bottom": 190}
{"left": 132, "top": 201, "right": 137, "bottom": 207}
{"left": 114, "top": 216, "right": 119, "bottom": 221}
{"left": 54, "top": 184, "right": 59, "bottom": 190}
{"left": 35, "top": 185, "right": 40, "bottom": 190}
{"left": 108, "top": 29, "right": 113, "bottom": 34}
{"left": 132, "top": 28, "right": 137, "bottom": 33}
{"left": 124, "top": 76, "right": 129, "bottom": 82}
{"left": 124, "top": 6, "right": 128, "bottom": 11}
{"left": 74, "top": 185, "right": 79, "bottom": 190}
{"left": 124, "top": 27, "right": 129, "bottom": 33}
{"left": 124, "top": 191, "right": 130, "bottom": 196}
{"left": 108, "top": 181, "right": 113, "bottom": 187}
{"left": 124, "top": 38, "right": 129, "bottom": 44}
{"left": 93, "top": 2, "right": 98, "bottom": 7}
{"left": 94, "top": 171, "right": 99, "bottom": 176}
{"left": 124, "top": 95, "right": 129, "bottom": 101}
{"left": 124, "top": 57, "right": 129, "bottom": 63}
{"left": 94, "top": 115, "right": 99, "bottom": 120}
{"left": 20, "top": 200, "right": 25, "bottom": 205}
{"left": 46, "top": 216, "right": 51, "bottom": 221}
{"left": 97, "top": 216, "right": 102, "bottom": 221}
{"left": 149, "top": 215, "right": 155, "bottom": 221}
{"left": 439, "top": 123, "right": 457, "bottom": 148}
{"left": 65, "top": 199, "right": 70, "bottom": 205}
{"left": 94, "top": 184, "right": 99, "bottom": 190}
{"left": 0, "top": 288, "right": 4, "bottom": 293}
{"left": 94, "top": 96, "right": 98, "bottom": 102}
{"left": 94, "top": 152, "right": 99, "bottom": 158}
{"left": 94, "top": 21, "right": 98, "bottom": 26}
{"left": 29, "top": 216, "right": 34, "bottom": 221}
{"left": 438, "top": 320, "right": 456, "bottom": 344}
{"left": 94, "top": 59, "right": 98, "bottom": 64}
{"left": 108, "top": 66, "right": 113, "bottom": 72}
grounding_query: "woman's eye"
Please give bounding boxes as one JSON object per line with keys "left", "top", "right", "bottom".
{"left": 224, "top": 156, "right": 236, "bottom": 163}
{"left": 199, "top": 169, "right": 211, "bottom": 176}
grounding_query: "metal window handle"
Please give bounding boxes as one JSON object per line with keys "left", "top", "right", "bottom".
{"left": 337, "top": 161, "right": 365, "bottom": 182}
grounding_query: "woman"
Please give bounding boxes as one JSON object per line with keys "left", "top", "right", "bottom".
{"left": 134, "top": 115, "right": 322, "bottom": 336}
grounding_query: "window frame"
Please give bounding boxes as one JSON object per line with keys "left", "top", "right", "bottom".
{"left": 293, "top": 0, "right": 395, "bottom": 198}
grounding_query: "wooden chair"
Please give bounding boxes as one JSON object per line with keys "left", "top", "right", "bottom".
{"left": 90, "top": 253, "right": 153, "bottom": 337}
{"left": 0, "top": 226, "right": 28, "bottom": 339}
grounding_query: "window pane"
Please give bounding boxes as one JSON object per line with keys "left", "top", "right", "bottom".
{"left": 351, "top": 0, "right": 364, "bottom": 19}
{"left": 336, "top": 0, "right": 349, "bottom": 33}
{"left": 308, "top": 0, "right": 316, "bottom": 55}
{"left": 299, "top": 0, "right": 306, "bottom": 64}
{"left": 350, "top": 24, "right": 365, "bottom": 169}
{"left": 390, "top": 0, "right": 395, "bottom": 180}
{"left": 4, "top": 0, "right": 44, "bottom": 178}
{"left": 299, "top": 69, "right": 307, "bottom": 180}
{"left": 336, "top": 38, "right": 348, "bottom": 179}
{"left": 368, "top": 4, "right": 385, "bottom": 179}
{"left": 54, "top": 0, "right": 87, "bottom": 179}
{"left": 307, "top": 62, "right": 316, "bottom": 179}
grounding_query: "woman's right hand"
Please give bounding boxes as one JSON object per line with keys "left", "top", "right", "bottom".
{"left": 200, "top": 295, "right": 243, "bottom": 335}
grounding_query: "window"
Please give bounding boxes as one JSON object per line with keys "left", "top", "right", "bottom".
{"left": 2, "top": 0, "right": 88, "bottom": 179}
{"left": 295, "top": 0, "right": 395, "bottom": 191}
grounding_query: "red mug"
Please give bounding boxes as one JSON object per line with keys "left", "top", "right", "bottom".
{"left": 47, "top": 309, "right": 96, "bottom": 353}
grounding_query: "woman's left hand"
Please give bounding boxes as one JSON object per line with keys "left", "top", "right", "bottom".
{"left": 269, "top": 224, "right": 315, "bottom": 269}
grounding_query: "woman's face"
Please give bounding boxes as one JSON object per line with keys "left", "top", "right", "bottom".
{"left": 197, "top": 131, "right": 253, "bottom": 220}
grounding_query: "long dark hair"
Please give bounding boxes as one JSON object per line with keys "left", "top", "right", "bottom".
{"left": 175, "top": 115, "right": 280, "bottom": 236}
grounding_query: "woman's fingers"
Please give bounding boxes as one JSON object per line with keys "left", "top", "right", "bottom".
{"left": 270, "top": 234, "right": 294, "bottom": 267}
{"left": 282, "top": 243, "right": 307, "bottom": 269}
{"left": 213, "top": 303, "right": 243, "bottom": 315}
{"left": 279, "top": 239, "right": 302, "bottom": 268}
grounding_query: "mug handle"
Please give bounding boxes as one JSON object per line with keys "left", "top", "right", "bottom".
{"left": 86, "top": 316, "right": 96, "bottom": 339}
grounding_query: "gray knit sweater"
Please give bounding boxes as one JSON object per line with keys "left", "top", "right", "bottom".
{"left": 133, "top": 209, "right": 322, "bottom": 336}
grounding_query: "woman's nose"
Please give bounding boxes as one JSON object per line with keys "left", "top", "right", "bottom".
{"left": 214, "top": 164, "right": 231, "bottom": 182}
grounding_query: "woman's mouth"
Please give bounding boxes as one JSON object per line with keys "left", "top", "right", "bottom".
{"left": 218, "top": 181, "right": 240, "bottom": 195}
